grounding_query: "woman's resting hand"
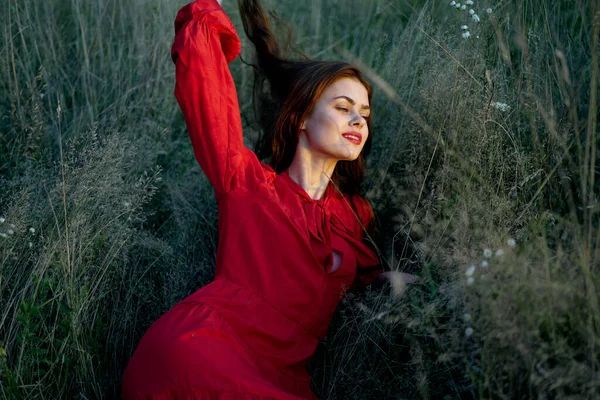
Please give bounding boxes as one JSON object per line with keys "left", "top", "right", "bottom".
{"left": 377, "top": 271, "right": 419, "bottom": 298}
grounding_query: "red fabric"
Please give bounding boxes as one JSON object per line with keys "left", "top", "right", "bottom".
{"left": 121, "top": 1, "right": 383, "bottom": 398}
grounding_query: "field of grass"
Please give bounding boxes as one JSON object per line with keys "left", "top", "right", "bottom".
{"left": 1, "top": 0, "right": 599, "bottom": 398}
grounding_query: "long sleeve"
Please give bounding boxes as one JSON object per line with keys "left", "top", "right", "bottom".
{"left": 171, "top": 0, "right": 272, "bottom": 198}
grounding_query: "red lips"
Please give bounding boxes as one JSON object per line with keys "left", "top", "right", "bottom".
{"left": 341, "top": 131, "right": 363, "bottom": 145}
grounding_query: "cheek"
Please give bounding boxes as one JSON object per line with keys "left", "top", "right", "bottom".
{"left": 307, "top": 112, "right": 342, "bottom": 140}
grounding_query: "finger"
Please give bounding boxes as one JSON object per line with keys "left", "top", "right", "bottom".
{"left": 401, "top": 273, "right": 419, "bottom": 284}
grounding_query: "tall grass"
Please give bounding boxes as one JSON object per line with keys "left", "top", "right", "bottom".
{"left": 1, "top": 0, "right": 598, "bottom": 398}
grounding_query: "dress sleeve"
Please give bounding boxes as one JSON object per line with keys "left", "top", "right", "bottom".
{"left": 171, "top": 0, "right": 271, "bottom": 198}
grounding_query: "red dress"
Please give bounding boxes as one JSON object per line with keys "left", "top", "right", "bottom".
{"left": 121, "top": 1, "right": 383, "bottom": 398}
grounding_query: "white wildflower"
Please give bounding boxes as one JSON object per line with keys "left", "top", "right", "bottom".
{"left": 483, "top": 248, "right": 493, "bottom": 258}
{"left": 465, "top": 0, "right": 474, "bottom": 4}
{"left": 472, "top": 14, "right": 480, "bottom": 22}
{"left": 480, "top": 260, "right": 489, "bottom": 268}
{"left": 465, "top": 265, "right": 476, "bottom": 277}
{"left": 463, "top": 313, "right": 471, "bottom": 321}
{"left": 507, "top": 238, "right": 516, "bottom": 247}
{"left": 124, "top": 201, "right": 131, "bottom": 208}
{"left": 466, "top": 277, "right": 475, "bottom": 285}
{"left": 7, "top": 229, "right": 14, "bottom": 235}
{"left": 450, "top": 0, "right": 456, "bottom": 5}
{"left": 461, "top": 5, "right": 467, "bottom": 10}
{"left": 486, "top": 7, "right": 493, "bottom": 14}
{"left": 0, "top": 217, "right": 5, "bottom": 223}
{"left": 496, "top": 248, "right": 505, "bottom": 257}
{"left": 29, "top": 227, "right": 35, "bottom": 234}
{"left": 492, "top": 102, "right": 511, "bottom": 112}
{"left": 461, "top": 25, "right": 469, "bottom": 30}
{"left": 28, "top": 242, "right": 33, "bottom": 248}
{"left": 462, "top": 31, "right": 471, "bottom": 39}
{"left": 455, "top": 2, "right": 461, "bottom": 8}
{"left": 465, "top": 327, "right": 474, "bottom": 337}
{"left": 0, "top": 233, "right": 7, "bottom": 238}
{"left": 469, "top": 8, "right": 475, "bottom": 14}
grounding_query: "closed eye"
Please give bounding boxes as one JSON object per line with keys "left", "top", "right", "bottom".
{"left": 336, "top": 106, "right": 370, "bottom": 119}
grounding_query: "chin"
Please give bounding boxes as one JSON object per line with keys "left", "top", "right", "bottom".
{"left": 336, "top": 152, "right": 361, "bottom": 162}
{"left": 323, "top": 145, "right": 362, "bottom": 162}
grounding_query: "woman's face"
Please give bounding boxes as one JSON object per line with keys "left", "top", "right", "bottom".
{"left": 299, "top": 77, "right": 370, "bottom": 162}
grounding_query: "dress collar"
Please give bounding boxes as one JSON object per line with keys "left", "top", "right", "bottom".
{"left": 279, "top": 170, "right": 380, "bottom": 268}
{"left": 279, "top": 169, "right": 339, "bottom": 205}
{"left": 279, "top": 169, "right": 379, "bottom": 269}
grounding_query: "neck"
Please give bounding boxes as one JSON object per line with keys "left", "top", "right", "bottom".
{"left": 286, "top": 145, "right": 337, "bottom": 201}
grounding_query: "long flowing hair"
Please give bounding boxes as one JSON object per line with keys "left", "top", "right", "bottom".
{"left": 237, "top": 0, "right": 374, "bottom": 199}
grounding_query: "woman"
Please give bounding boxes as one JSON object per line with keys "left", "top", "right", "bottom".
{"left": 122, "top": 0, "right": 415, "bottom": 398}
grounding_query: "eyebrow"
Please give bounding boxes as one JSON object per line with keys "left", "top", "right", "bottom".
{"left": 332, "top": 96, "right": 371, "bottom": 111}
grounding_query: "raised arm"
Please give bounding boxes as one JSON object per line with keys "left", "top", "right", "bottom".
{"left": 171, "top": 0, "right": 271, "bottom": 198}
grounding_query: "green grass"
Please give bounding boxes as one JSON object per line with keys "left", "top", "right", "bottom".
{"left": 1, "top": 0, "right": 599, "bottom": 398}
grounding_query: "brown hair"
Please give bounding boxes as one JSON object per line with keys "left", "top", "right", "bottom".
{"left": 238, "top": 0, "right": 374, "bottom": 199}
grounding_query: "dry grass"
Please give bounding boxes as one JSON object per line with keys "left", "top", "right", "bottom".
{"left": 1, "top": 0, "right": 598, "bottom": 398}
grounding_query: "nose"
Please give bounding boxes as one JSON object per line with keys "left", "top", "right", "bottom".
{"left": 350, "top": 112, "right": 366, "bottom": 129}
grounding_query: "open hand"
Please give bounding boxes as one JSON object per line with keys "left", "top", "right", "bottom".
{"left": 378, "top": 271, "right": 419, "bottom": 298}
